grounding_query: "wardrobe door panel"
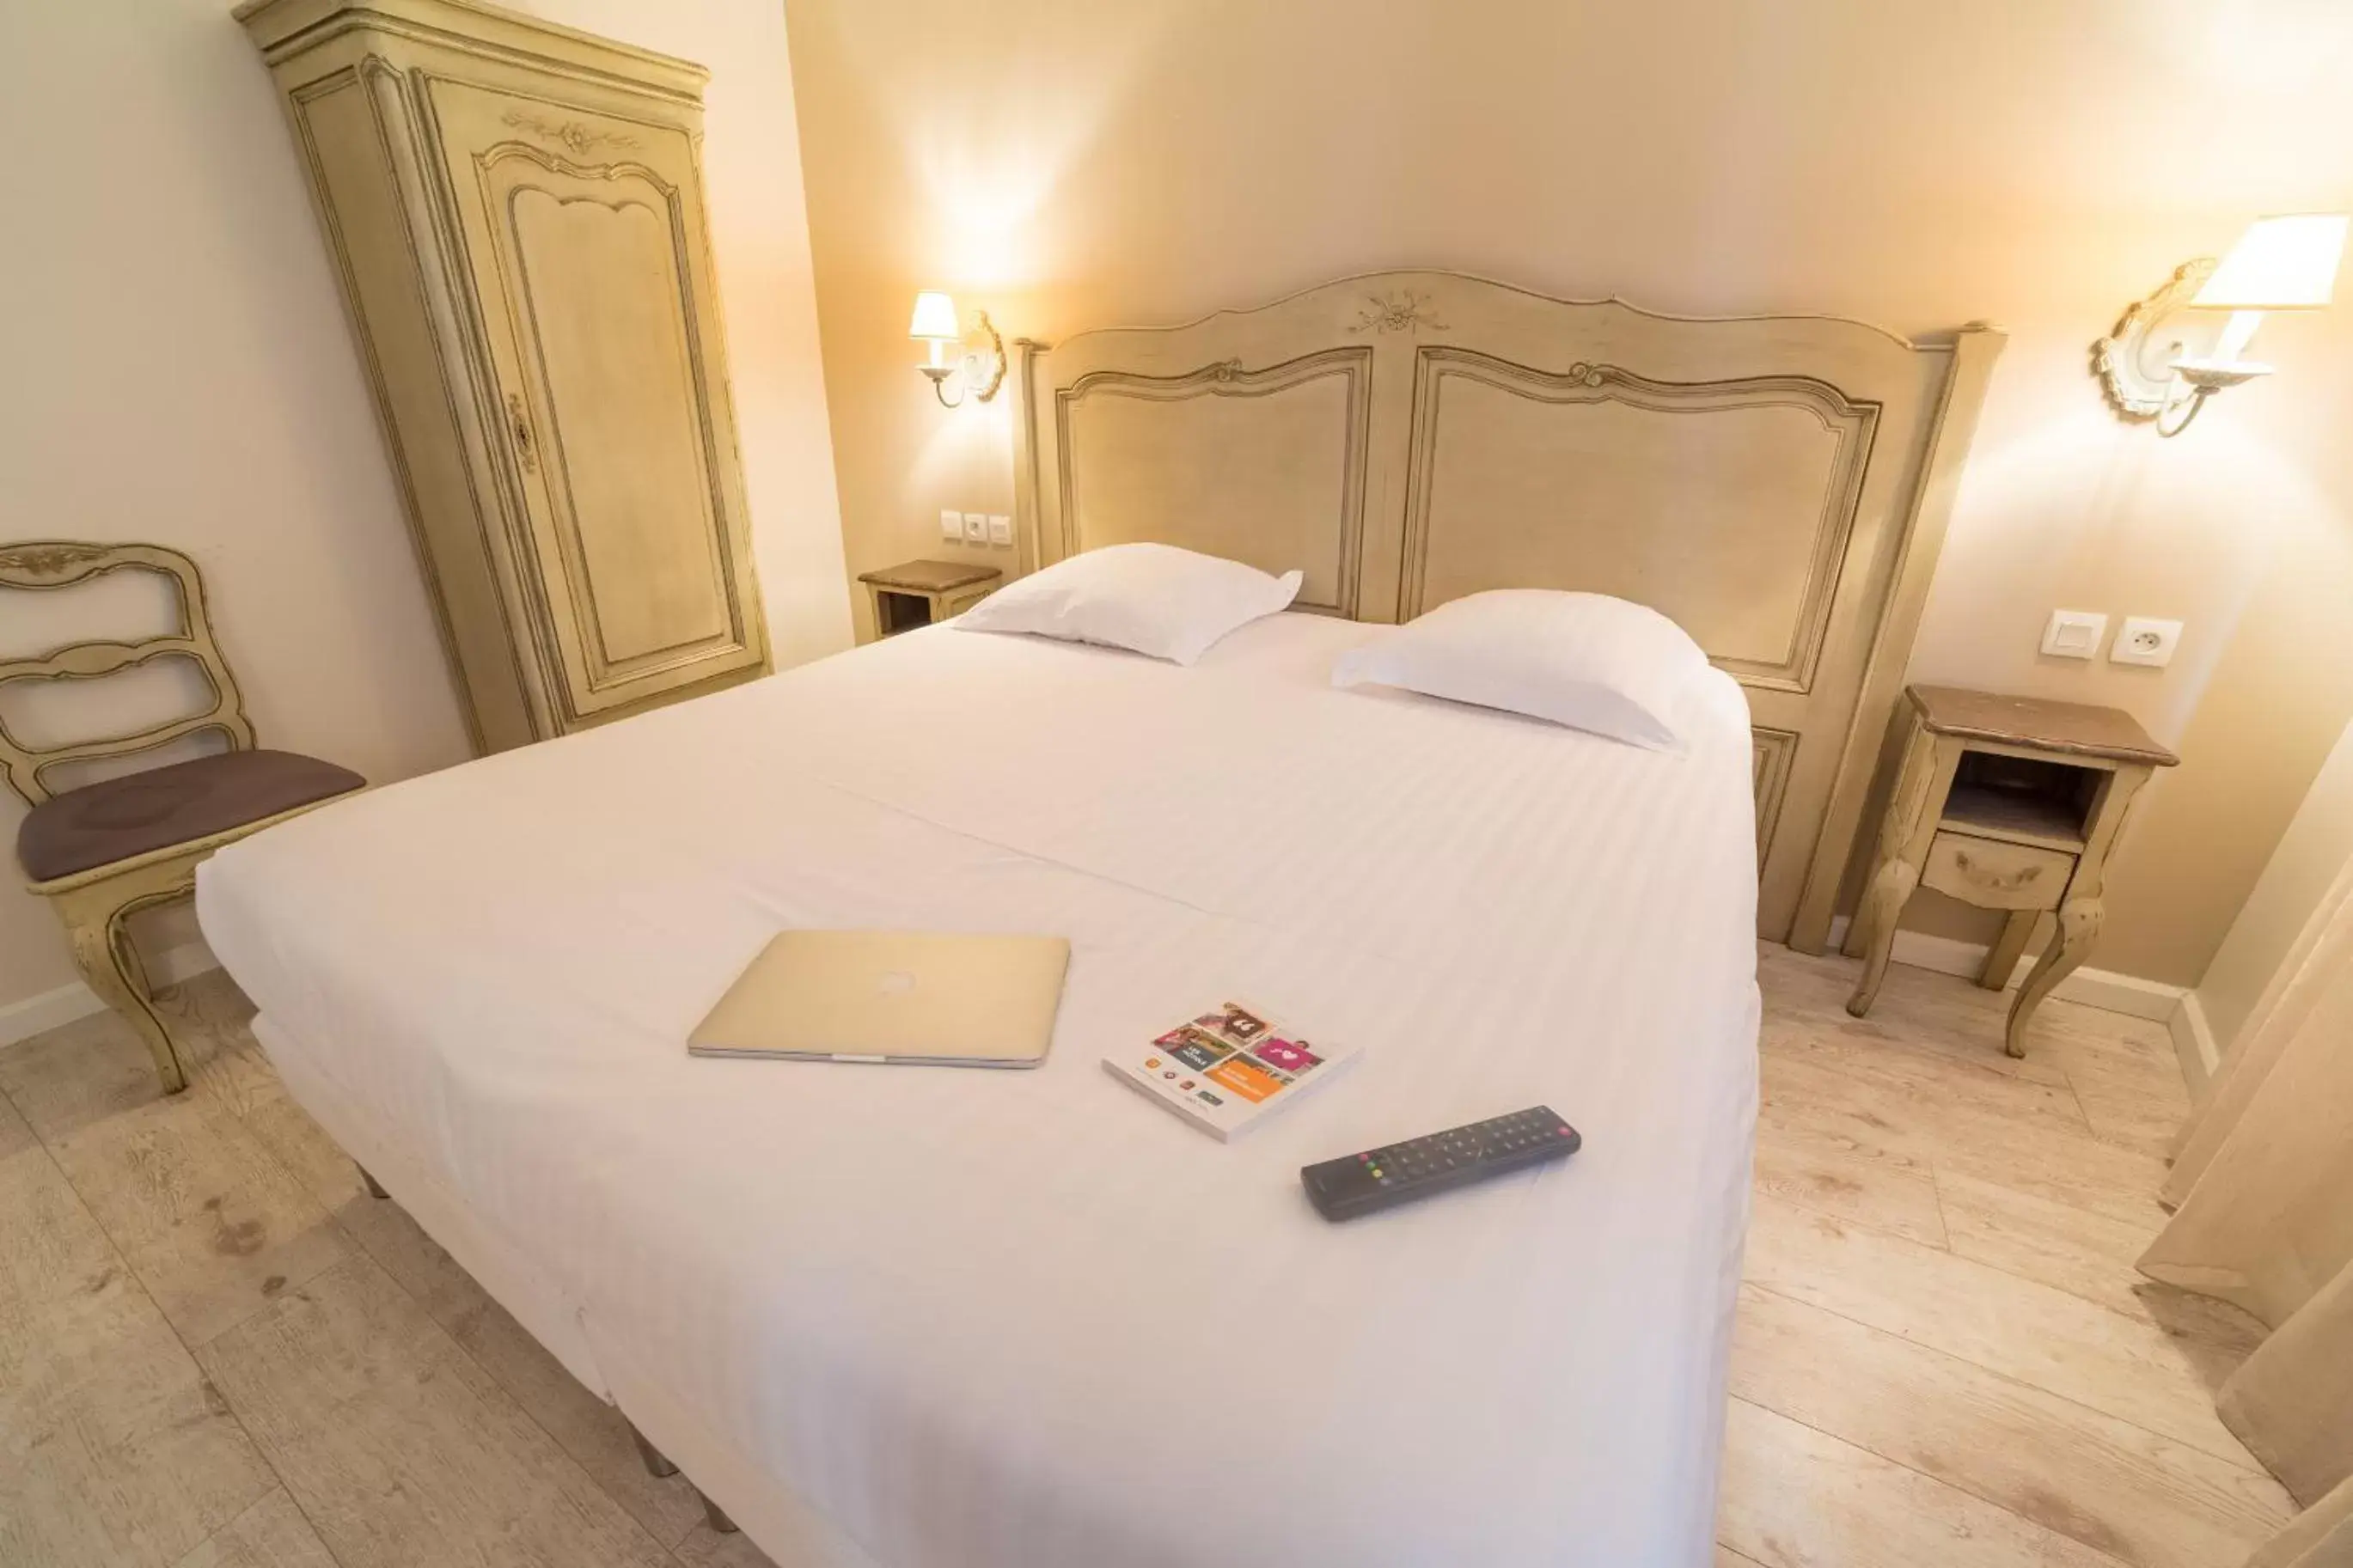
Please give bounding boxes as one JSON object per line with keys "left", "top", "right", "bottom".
{"left": 425, "top": 77, "right": 764, "bottom": 721}
{"left": 508, "top": 184, "right": 727, "bottom": 663}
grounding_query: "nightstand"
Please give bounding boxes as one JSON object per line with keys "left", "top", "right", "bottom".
{"left": 1843, "top": 684, "right": 2178, "bottom": 1056}
{"left": 856, "top": 560, "right": 1002, "bottom": 642}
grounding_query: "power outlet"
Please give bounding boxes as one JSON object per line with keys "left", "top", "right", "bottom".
{"left": 987, "top": 514, "right": 1012, "bottom": 547}
{"left": 938, "top": 509, "right": 963, "bottom": 542}
{"left": 2112, "top": 616, "right": 2184, "bottom": 668}
{"left": 962, "top": 511, "right": 988, "bottom": 544}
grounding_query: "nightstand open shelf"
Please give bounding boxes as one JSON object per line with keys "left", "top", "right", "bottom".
{"left": 1939, "top": 750, "right": 2098, "bottom": 853}
{"left": 1940, "top": 784, "right": 2088, "bottom": 853}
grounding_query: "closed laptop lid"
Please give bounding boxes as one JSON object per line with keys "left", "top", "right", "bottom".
{"left": 688, "top": 930, "right": 1070, "bottom": 1066}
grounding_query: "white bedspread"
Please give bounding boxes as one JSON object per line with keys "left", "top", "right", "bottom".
{"left": 198, "top": 613, "right": 1761, "bottom": 1568}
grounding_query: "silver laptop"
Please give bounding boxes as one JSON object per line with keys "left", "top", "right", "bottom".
{"left": 688, "top": 930, "right": 1070, "bottom": 1067}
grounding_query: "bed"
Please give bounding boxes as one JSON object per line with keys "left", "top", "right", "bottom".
{"left": 196, "top": 272, "right": 2002, "bottom": 1567}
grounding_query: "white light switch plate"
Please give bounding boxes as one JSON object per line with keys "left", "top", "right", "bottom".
{"left": 2039, "top": 609, "right": 2107, "bottom": 660}
{"left": 987, "top": 514, "right": 1012, "bottom": 546}
{"left": 962, "top": 511, "right": 987, "bottom": 543}
{"left": 2112, "top": 616, "right": 2183, "bottom": 668}
{"left": 938, "top": 509, "right": 963, "bottom": 542}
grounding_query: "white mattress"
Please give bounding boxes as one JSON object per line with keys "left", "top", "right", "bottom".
{"left": 198, "top": 613, "right": 1761, "bottom": 1568}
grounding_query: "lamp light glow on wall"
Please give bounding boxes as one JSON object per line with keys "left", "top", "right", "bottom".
{"left": 909, "top": 290, "right": 1006, "bottom": 408}
{"left": 2095, "top": 212, "right": 2348, "bottom": 436}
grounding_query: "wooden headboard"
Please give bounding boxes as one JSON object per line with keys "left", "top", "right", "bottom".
{"left": 1008, "top": 271, "right": 2004, "bottom": 949}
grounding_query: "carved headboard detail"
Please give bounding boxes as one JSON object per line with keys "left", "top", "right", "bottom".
{"left": 1051, "top": 346, "right": 1373, "bottom": 617}
{"left": 1011, "top": 271, "right": 2004, "bottom": 949}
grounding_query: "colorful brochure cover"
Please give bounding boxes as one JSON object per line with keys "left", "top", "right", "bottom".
{"left": 1103, "top": 1002, "right": 1357, "bottom": 1141}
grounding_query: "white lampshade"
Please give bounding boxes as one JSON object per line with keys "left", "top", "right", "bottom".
{"left": 908, "top": 290, "right": 962, "bottom": 340}
{"left": 2192, "top": 214, "right": 2349, "bottom": 311}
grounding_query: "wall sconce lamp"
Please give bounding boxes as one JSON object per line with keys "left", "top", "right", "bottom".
{"left": 2094, "top": 212, "right": 2347, "bottom": 436}
{"left": 909, "top": 290, "right": 1006, "bottom": 408}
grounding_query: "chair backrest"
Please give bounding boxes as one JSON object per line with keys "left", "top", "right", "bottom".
{"left": 0, "top": 540, "right": 255, "bottom": 806}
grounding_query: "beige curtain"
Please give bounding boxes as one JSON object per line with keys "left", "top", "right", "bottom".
{"left": 2140, "top": 854, "right": 2353, "bottom": 1565}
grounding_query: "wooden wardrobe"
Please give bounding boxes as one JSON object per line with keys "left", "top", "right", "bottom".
{"left": 239, "top": 0, "right": 769, "bottom": 752}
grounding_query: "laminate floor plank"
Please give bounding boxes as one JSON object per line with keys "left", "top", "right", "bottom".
{"left": 195, "top": 1254, "right": 675, "bottom": 1568}
{"left": 1934, "top": 1168, "right": 2267, "bottom": 1388}
{"left": 0, "top": 1007, "right": 177, "bottom": 1141}
{"left": 1730, "top": 1284, "right": 2293, "bottom": 1568}
{"left": 1753, "top": 1076, "right": 1938, "bottom": 1187}
{"left": 1762, "top": 949, "right": 2188, "bottom": 1163}
{"left": 1761, "top": 1049, "right": 2173, "bottom": 1230}
{"left": 0, "top": 1079, "right": 36, "bottom": 1161}
{"left": 1718, "top": 1398, "right": 2126, "bottom": 1568}
{"left": 1760, "top": 1005, "right": 2095, "bottom": 1136}
{"left": 0, "top": 1010, "right": 350, "bottom": 1349}
{"left": 1933, "top": 1169, "right": 2163, "bottom": 1314}
{"left": 1757, "top": 946, "right": 2075, "bottom": 1088}
{"left": 1745, "top": 1196, "right": 2255, "bottom": 1467}
{"left": 171, "top": 1487, "right": 339, "bottom": 1568}
{"left": 0, "top": 1138, "right": 278, "bottom": 1568}
{"left": 1928, "top": 1125, "right": 2174, "bottom": 1236}
{"left": 2049, "top": 1047, "right": 2191, "bottom": 1159}
{"left": 2032, "top": 1005, "right": 2180, "bottom": 1077}
{"left": 1751, "top": 1123, "right": 1949, "bottom": 1246}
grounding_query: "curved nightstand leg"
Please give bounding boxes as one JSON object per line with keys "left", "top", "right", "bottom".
{"left": 1846, "top": 856, "right": 1920, "bottom": 1017}
{"left": 1980, "top": 911, "right": 2040, "bottom": 991}
{"left": 2005, "top": 898, "right": 2101, "bottom": 1058}
{"left": 1841, "top": 851, "right": 1886, "bottom": 960}
{"left": 1843, "top": 723, "right": 1959, "bottom": 1004}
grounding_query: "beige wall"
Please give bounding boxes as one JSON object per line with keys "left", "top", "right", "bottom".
{"left": 787, "top": 0, "right": 2353, "bottom": 987}
{"left": 0, "top": 0, "right": 848, "bottom": 1023}
{"left": 2194, "top": 717, "right": 2353, "bottom": 1053}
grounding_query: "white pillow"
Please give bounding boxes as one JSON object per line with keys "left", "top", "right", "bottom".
{"left": 955, "top": 543, "right": 1303, "bottom": 665}
{"left": 1331, "top": 589, "right": 1710, "bottom": 751}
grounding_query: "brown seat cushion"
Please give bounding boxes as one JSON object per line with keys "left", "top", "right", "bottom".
{"left": 16, "top": 748, "right": 364, "bottom": 883}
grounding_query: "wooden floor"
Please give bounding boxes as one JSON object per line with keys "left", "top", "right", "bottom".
{"left": 0, "top": 948, "right": 2293, "bottom": 1568}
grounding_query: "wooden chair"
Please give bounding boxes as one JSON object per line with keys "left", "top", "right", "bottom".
{"left": 1, "top": 541, "right": 364, "bottom": 1092}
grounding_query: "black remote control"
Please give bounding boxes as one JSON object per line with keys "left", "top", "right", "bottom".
{"left": 1300, "top": 1106, "right": 1581, "bottom": 1220}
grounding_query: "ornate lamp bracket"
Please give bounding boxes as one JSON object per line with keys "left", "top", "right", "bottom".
{"left": 2092, "top": 258, "right": 2217, "bottom": 423}
{"left": 922, "top": 310, "right": 1007, "bottom": 409}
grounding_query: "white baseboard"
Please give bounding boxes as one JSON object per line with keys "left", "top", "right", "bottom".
{"left": 0, "top": 939, "right": 221, "bottom": 1048}
{"left": 2167, "top": 989, "right": 2221, "bottom": 1093}
{"left": 1821, "top": 917, "right": 2184, "bottom": 1023}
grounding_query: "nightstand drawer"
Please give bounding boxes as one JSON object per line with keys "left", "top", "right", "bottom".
{"left": 1922, "top": 832, "right": 2071, "bottom": 911}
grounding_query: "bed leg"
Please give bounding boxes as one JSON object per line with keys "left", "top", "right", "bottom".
{"left": 698, "top": 1489, "right": 738, "bottom": 1534}
{"left": 626, "top": 1420, "right": 680, "bottom": 1479}
{"left": 358, "top": 1165, "right": 389, "bottom": 1200}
